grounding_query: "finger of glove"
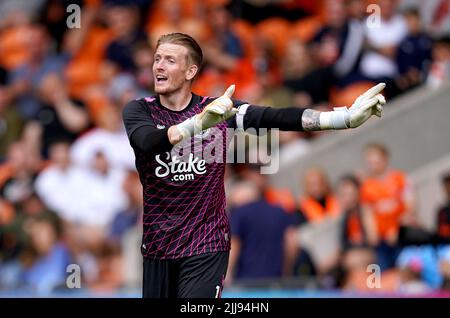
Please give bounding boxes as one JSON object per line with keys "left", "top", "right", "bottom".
{"left": 360, "top": 96, "right": 379, "bottom": 112}
{"left": 207, "top": 104, "right": 226, "bottom": 115}
{"left": 361, "top": 83, "right": 386, "bottom": 99}
{"left": 224, "top": 108, "right": 239, "bottom": 119}
{"left": 375, "top": 104, "right": 383, "bottom": 117}
{"left": 350, "top": 94, "right": 364, "bottom": 110}
{"left": 376, "top": 94, "right": 386, "bottom": 105}
{"left": 222, "top": 84, "right": 235, "bottom": 99}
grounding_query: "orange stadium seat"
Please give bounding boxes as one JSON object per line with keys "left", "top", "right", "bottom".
{"left": 290, "top": 15, "right": 323, "bottom": 43}
{"left": 65, "top": 26, "right": 114, "bottom": 99}
{"left": 256, "top": 17, "right": 291, "bottom": 58}
{"left": 231, "top": 19, "right": 256, "bottom": 59}
{"left": 0, "top": 25, "right": 38, "bottom": 70}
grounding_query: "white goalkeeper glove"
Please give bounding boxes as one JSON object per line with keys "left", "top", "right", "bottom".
{"left": 176, "top": 84, "right": 239, "bottom": 140}
{"left": 320, "top": 83, "right": 386, "bottom": 130}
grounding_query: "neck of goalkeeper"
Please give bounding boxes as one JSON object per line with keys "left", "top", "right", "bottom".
{"left": 159, "top": 82, "right": 193, "bottom": 112}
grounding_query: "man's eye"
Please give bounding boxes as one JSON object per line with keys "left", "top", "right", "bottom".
{"left": 169, "top": 59, "right": 175, "bottom": 64}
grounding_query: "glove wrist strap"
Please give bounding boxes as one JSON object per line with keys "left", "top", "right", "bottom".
{"left": 320, "top": 107, "right": 350, "bottom": 130}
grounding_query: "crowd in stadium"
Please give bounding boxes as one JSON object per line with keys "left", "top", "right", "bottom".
{"left": 1, "top": 0, "right": 450, "bottom": 295}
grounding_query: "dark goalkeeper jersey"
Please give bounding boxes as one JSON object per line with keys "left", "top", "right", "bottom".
{"left": 123, "top": 93, "right": 305, "bottom": 259}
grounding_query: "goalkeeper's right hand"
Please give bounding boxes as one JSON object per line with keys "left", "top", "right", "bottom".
{"left": 175, "top": 85, "right": 238, "bottom": 141}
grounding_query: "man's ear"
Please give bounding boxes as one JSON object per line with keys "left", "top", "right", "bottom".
{"left": 186, "top": 64, "right": 198, "bottom": 81}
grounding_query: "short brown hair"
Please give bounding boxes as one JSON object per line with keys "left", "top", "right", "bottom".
{"left": 156, "top": 33, "right": 203, "bottom": 68}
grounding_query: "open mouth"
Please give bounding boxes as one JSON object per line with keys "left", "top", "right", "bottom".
{"left": 156, "top": 75, "right": 168, "bottom": 83}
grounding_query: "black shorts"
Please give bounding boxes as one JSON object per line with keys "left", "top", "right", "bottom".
{"left": 142, "top": 251, "right": 229, "bottom": 298}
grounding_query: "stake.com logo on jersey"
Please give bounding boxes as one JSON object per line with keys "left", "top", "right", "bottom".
{"left": 153, "top": 126, "right": 281, "bottom": 182}
{"left": 155, "top": 152, "right": 207, "bottom": 182}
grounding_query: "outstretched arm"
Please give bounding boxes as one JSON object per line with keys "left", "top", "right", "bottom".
{"left": 226, "top": 83, "right": 386, "bottom": 133}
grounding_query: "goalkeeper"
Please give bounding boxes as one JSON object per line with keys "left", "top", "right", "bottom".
{"left": 122, "top": 33, "right": 386, "bottom": 298}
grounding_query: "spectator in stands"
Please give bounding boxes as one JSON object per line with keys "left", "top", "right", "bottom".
{"left": 396, "top": 251, "right": 432, "bottom": 294}
{"left": 360, "top": 0, "right": 408, "bottom": 89}
{"left": 85, "top": 241, "right": 124, "bottom": 292}
{"left": 332, "top": 0, "right": 367, "bottom": 87}
{"left": 427, "top": 35, "right": 450, "bottom": 88}
{"left": 34, "top": 139, "right": 85, "bottom": 222}
{"left": 236, "top": 164, "right": 297, "bottom": 214}
{"left": 132, "top": 41, "right": 155, "bottom": 93}
{"left": 396, "top": 8, "right": 433, "bottom": 92}
{"left": 8, "top": 26, "right": 68, "bottom": 119}
{"left": 338, "top": 175, "right": 375, "bottom": 250}
{"left": 399, "top": 0, "right": 450, "bottom": 37}
{"left": 284, "top": 0, "right": 349, "bottom": 104}
{"left": 20, "top": 215, "right": 71, "bottom": 294}
{"left": 361, "top": 143, "right": 416, "bottom": 270}
{"left": 70, "top": 102, "right": 135, "bottom": 171}
{"left": 436, "top": 172, "right": 450, "bottom": 243}
{"left": 298, "top": 168, "right": 341, "bottom": 224}
{"left": 109, "top": 170, "right": 142, "bottom": 243}
{"left": 36, "top": 139, "right": 128, "bottom": 231}
{"left": 227, "top": 179, "right": 298, "bottom": 284}
{"left": 438, "top": 246, "right": 450, "bottom": 290}
{"left": 0, "top": 66, "right": 23, "bottom": 157}
{"left": 26, "top": 72, "right": 90, "bottom": 158}
{"left": 0, "top": 141, "right": 38, "bottom": 205}
{"left": 104, "top": 2, "right": 147, "bottom": 73}
{"left": 206, "top": 4, "right": 244, "bottom": 60}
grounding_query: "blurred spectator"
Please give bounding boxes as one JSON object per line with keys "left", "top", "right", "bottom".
{"left": 109, "top": 170, "right": 142, "bottom": 242}
{"left": 0, "top": 142, "right": 38, "bottom": 205}
{"left": 361, "top": 143, "right": 416, "bottom": 270}
{"left": 298, "top": 168, "right": 341, "bottom": 224}
{"left": 311, "top": 0, "right": 348, "bottom": 68}
{"left": 227, "top": 179, "right": 298, "bottom": 284}
{"left": 85, "top": 241, "right": 124, "bottom": 292}
{"left": 360, "top": 0, "right": 408, "bottom": 83}
{"left": 396, "top": 245, "right": 441, "bottom": 291}
{"left": 397, "top": 254, "right": 431, "bottom": 294}
{"left": 35, "top": 139, "right": 128, "bottom": 229}
{"left": 38, "top": 0, "right": 83, "bottom": 52}
{"left": 340, "top": 247, "right": 377, "bottom": 291}
{"left": 104, "top": 3, "right": 147, "bottom": 73}
{"left": 26, "top": 72, "right": 90, "bottom": 158}
{"left": 436, "top": 172, "right": 450, "bottom": 244}
{"left": 281, "top": 39, "right": 314, "bottom": 83}
{"left": 338, "top": 175, "right": 374, "bottom": 250}
{"left": 206, "top": 4, "right": 243, "bottom": 59}
{"left": 396, "top": 8, "right": 432, "bottom": 92}
{"left": 332, "top": 0, "right": 367, "bottom": 86}
{"left": 284, "top": 0, "right": 349, "bottom": 104}
{"left": 8, "top": 26, "right": 69, "bottom": 119}
{"left": 71, "top": 102, "right": 135, "bottom": 171}
{"left": 438, "top": 246, "right": 450, "bottom": 290}
{"left": 132, "top": 41, "right": 155, "bottom": 92}
{"left": 427, "top": 35, "right": 450, "bottom": 88}
{"left": 20, "top": 215, "right": 71, "bottom": 294}
{"left": 0, "top": 66, "right": 23, "bottom": 157}
{"left": 400, "top": 0, "right": 450, "bottom": 36}
{"left": 236, "top": 164, "right": 297, "bottom": 214}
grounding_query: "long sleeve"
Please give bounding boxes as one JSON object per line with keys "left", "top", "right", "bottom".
{"left": 122, "top": 99, "right": 173, "bottom": 154}
{"left": 227, "top": 102, "right": 307, "bottom": 133}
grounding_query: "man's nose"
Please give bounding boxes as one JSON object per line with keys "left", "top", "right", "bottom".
{"left": 155, "top": 59, "right": 165, "bottom": 69}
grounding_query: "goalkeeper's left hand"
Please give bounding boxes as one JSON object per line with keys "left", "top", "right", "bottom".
{"left": 175, "top": 84, "right": 238, "bottom": 141}
{"left": 320, "top": 83, "right": 386, "bottom": 130}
